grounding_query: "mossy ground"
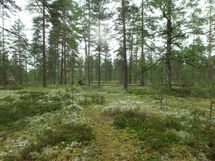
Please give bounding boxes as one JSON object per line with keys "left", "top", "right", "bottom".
{"left": 0, "top": 85, "right": 214, "bottom": 160}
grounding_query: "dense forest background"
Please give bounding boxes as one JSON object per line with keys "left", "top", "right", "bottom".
{"left": 0, "top": 0, "right": 214, "bottom": 89}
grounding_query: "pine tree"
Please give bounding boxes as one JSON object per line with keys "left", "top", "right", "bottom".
{"left": 9, "top": 19, "right": 28, "bottom": 85}
{"left": 27, "top": 0, "right": 50, "bottom": 87}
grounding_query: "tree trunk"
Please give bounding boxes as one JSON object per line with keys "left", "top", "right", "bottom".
{"left": 88, "top": 2, "right": 91, "bottom": 86}
{"left": 42, "top": 1, "right": 47, "bottom": 87}
{"left": 165, "top": 0, "right": 172, "bottom": 89}
{"left": 129, "top": 46, "right": 133, "bottom": 84}
{"left": 60, "top": 40, "right": 64, "bottom": 85}
{"left": 64, "top": 45, "right": 67, "bottom": 85}
{"left": 140, "top": 0, "right": 145, "bottom": 86}
{"left": 18, "top": 50, "right": 22, "bottom": 85}
{"left": 98, "top": 18, "right": 101, "bottom": 87}
{"left": 122, "top": 0, "right": 128, "bottom": 89}
{"left": 1, "top": 1, "right": 6, "bottom": 86}
{"left": 17, "top": 23, "right": 22, "bottom": 85}
{"left": 208, "top": 0, "right": 213, "bottom": 80}
{"left": 84, "top": 35, "right": 88, "bottom": 81}
{"left": 134, "top": 49, "right": 138, "bottom": 84}
{"left": 25, "top": 56, "right": 28, "bottom": 85}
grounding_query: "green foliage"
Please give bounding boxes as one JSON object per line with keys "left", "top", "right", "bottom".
{"left": 79, "top": 94, "right": 105, "bottom": 105}
{"left": 163, "top": 86, "right": 192, "bottom": 97}
{"left": 113, "top": 113, "right": 181, "bottom": 153}
{"left": 206, "top": 129, "right": 215, "bottom": 160}
{"left": 39, "top": 124, "right": 94, "bottom": 146}
{"left": 0, "top": 91, "right": 62, "bottom": 127}
{"left": 113, "top": 108, "right": 215, "bottom": 160}
{"left": 0, "top": 85, "right": 24, "bottom": 90}
{"left": 190, "top": 83, "right": 208, "bottom": 97}
{"left": 127, "top": 87, "right": 156, "bottom": 96}
{"left": 3, "top": 123, "right": 94, "bottom": 161}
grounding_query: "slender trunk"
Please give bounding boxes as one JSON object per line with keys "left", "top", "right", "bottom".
{"left": 18, "top": 50, "right": 22, "bottom": 85}
{"left": 25, "top": 56, "right": 28, "bottom": 85}
{"left": 84, "top": 36, "right": 88, "bottom": 81}
{"left": 104, "top": 55, "right": 107, "bottom": 82}
{"left": 98, "top": 18, "right": 101, "bottom": 86}
{"left": 122, "top": 0, "right": 128, "bottom": 89}
{"left": 53, "top": 45, "right": 57, "bottom": 84}
{"left": 88, "top": 2, "right": 91, "bottom": 86}
{"left": 165, "top": 0, "right": 172, "bottom": 89}
{"left": 33, "top": 56, "right": 36, "bottom": 82}
{"left": 160, "top": 83, "right": 163, "bottom": 110}
{"left": 209, "top": 92, "right": 213, "bottom": 122}
{"left": 134, "top": 49, "right": 138, "bottom": 84}
{"left": 1, "top": 1, "right": 6, "bottom": 86}
{"left": 71, "top": 51, "right": 75, "bottom": 85}
{"left": 208, "top": 0, "right": 213, "bottom": 125}
{"left": 149, "top": 52, "right": 153, "bottom": 84}
{"left": 208, "top": 0, "right": 213, "bottom": 80}
{"left": 60, "top": 39, "right": 64, "bottom": 85}
{"left": 129, "top": 46, "right": 133, "bottom": 84}
{"left": 140, "top": 0, "right": 145, "bottom": 86}
{"left": 42, "top": 1, "right": 47, "bottom": 87}
{"left": 64, "top": 44, "right": 67, "bottom": 84}
{"left": 18, "top": 24, "right": 22, "bottom": 85}
{"left": 160, "top": 58, "right": 165, "bottom": 110}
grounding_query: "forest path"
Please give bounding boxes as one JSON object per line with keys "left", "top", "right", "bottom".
{"left": 83, "top": 106, "right": 140, "bottom": 161}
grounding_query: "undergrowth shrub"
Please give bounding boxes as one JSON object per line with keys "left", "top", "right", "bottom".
{"left": 0, "top": 91, "right": 63, "bottom": 127}
{"left": 190, "top": 84, "right": 208, "bottom": 97}
{"left": 127, "top": 87, "right": 155, "bottom": 96}
{"left": 79, "top": 94, "right": 105, "bottom": 105}
{"left": 206, "top": 129, "right": 215, "bottom": 160}
{"left": 0, "top": 96, "right": 15, "bottom": 102}
{"left": 0, "top": 85, "right": 23, "bottom": 90}
{"left": 14, "top": 123, "right": 94, "bottom": 160}
{"left": 113, "top": 113, "right": 181, "bottom": 153}
{"left": 3, "top": 122, "right": 94, "bottom": 161}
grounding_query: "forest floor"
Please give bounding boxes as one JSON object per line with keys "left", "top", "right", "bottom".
{"left": 0, "top": 85, "right": 215, "bottom": 161}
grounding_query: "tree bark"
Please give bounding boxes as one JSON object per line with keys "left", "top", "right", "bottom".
{"left": 165, "top": 0, "right": 172, "bottom": 89}
{"left": 87, "top": 1, "right": 91, "bottom": 86}
{"left": 122, "top": 0, "right": 128, "bottom": 89}
{"left": 129, "top": 44, "right": 133, "bottom": 84}
{"left": 64, "top": 44, "right": 67, "bottom": 84}
{"left": 98, "top": 18, "right": 101, "bottom": 87}
{"left": 84, "top": 35, "right": 88, "bottom": 81}
{"left": 208, "top": 0, "right": 213, "bottom": 80}
{"left": 140, "top": 0, "right": 145, "bottom": 86}
{"left": 42, "top": 1, "right": 47, "bottom": 87}
{"left": 60, "top": 39, "right": 64, "bottom": 85}
{"left": 1, "top": 1, "right": 6, "bottom": 86}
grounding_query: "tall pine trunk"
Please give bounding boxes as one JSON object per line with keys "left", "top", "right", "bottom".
{"left": 98, "top": 18, "right": 101, "bottom": 87}
{"left": 87, "top": 2, "right": 91, "bottom": 86}
{"left": 1, "top": 2, "right": 6, "bottom": 86}
{"left": 208, "top": 0, "right": 213, "bottom": 80}
{"left": 64, "top": 44, "right": 67, "bottom": 84}
{"left": 60, "top": 40, "right": 64, "bottom": 85}
{"left": 165, "top": 0, "right": 172, "bottom": 89}
{"left": 122, "top": 0, "right": 128, "bottom": 89}
{"left": 129, "top": 46, "right": 133, "bottom": 84}
{"left": 140, "top": 0, "right": 145, "bottom": 86}
{"left": 84, "top": 36, "right": 88, "bottom": 81}
{"left": 42, "top": 1, "right": 47, "bottom": 87}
